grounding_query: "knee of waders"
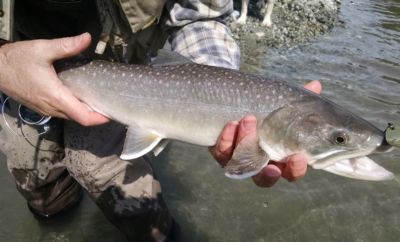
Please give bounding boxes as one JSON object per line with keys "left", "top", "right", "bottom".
{"left": 95, "top": 185, "right": 173, "bottom": 242}
{"left": 24, "top": 171, "right": 84, "bottom": 219}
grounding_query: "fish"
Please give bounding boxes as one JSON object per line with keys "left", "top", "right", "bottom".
{"left": 58, "top": 59, "right": 395, "bottom": 181}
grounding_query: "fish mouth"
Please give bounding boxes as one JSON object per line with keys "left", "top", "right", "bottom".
{"left": 322, "top": 156, "right": 394, "bottom": 181}
{"left": 310, "top": 149, "right": 394, "bottom": 181}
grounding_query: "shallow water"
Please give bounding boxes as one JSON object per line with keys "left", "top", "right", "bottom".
{"left": 1, "top": 0, "right": 400, "bottom": 241}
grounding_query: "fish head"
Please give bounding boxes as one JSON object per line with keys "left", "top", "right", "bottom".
{"left": 258, "top": 98, "right": 394, "bottom": 181}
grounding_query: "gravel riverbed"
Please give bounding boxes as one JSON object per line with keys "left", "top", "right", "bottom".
{"left": 228, "top": 0, "right": 342, "bottom": 56}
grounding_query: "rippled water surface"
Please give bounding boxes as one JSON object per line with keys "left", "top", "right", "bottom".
{"left": 1, "top": 0, "right": 399, "bottom": 241}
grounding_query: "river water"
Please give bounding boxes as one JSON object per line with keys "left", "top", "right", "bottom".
{"left": 1, "top": 0, "right": 399, "bottom": 241}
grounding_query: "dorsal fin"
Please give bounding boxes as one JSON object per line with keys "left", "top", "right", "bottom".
{"left": 150, "top": 49, "right": 192, "bottom": 67}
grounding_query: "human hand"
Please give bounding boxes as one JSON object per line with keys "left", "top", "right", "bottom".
{"left": 0, "top": 33, "right": 109, "bottom": 126}
{"left": 210, "top": 80, "right": 322, "bottom": 187}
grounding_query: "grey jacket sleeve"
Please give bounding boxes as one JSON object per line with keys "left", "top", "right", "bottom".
{"left": 0, "top": 0, "right": 13, "bottom": 40}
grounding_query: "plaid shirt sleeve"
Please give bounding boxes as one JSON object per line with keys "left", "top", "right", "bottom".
{"left": 168, "top": 20, "right": 241, "bottom": 70}
{"left": 165, "top": 0, "right": 233, "bottom": 27}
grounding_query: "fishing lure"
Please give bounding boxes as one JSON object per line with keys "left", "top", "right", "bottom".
{"left": 385, "top": 123, "right": 400, "bottom": 148}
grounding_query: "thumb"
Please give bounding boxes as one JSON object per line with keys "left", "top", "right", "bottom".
{"left": 40, "top": 32, "right": 92, "bottom": 62}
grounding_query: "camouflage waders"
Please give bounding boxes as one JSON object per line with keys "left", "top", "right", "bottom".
{"left": 0, "top": 98, "right": 171, "bottom": 242}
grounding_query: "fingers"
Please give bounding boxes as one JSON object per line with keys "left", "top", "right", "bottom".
{"left": 0, "top": 34, "right": 106, "bottom": 126}
{"left": 252, "top": 153, "right": 308, "bottom": 187}
{"left": 40, "top": 33, "right": 92, "bottom": 62}
{"left": 210, "top": 121, "right": 239, "bottom": 166}
{"left": 252, "top": 164, "right": 282, "bottom": 187}
{"left": 303, "top": 80, "right": 322, "bottom": 94}
{"left": 210, "top": 115, "right": 258, "bottom": 167}
{"left": 58, "top": 86, "right": 110, "bottom": 126}
{"left": 280, "top": 153, "right": 308, "bottom": 181}
{"left": 236, "top": 115, "right": 257, "bottom": 146}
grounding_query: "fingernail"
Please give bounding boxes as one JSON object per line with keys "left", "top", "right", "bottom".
{"left": 230, "top": 120, "right": 239, "bottom": 126}
{"left": 265, "top": 166, "right": 281, "bottom": 178}
{"left": 225, "top": 121, "right": 239, "bottom": 133}
{"left": 288, "top": 153, "right": 308, "bottom": 170}
{"left": 242, "top": 115, "right": 257, "bottom": 131}
{"left": 74, "top": 33, "right": 88, "bottom": 44}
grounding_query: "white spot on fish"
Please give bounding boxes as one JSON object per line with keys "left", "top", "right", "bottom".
{"left": 122, "top": 73, "right": 126, "bottom": 77}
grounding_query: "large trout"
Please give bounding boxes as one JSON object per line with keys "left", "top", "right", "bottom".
{"left": 58, "top": 60, "right": 395, "bottom": 181}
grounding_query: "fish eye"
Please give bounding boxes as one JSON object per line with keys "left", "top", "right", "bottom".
{"left": 332, "top": 132, "right": 348, "bottom": 145}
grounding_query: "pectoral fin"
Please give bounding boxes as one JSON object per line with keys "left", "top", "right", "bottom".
{"left": 322, "top": 157, "right": 394, "bottom": 181}
{"left": 120, "top": 127, "right": 163, "bottom": 160}
{"left": 224, "top": 134, "right": 270, "bottom": 179}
